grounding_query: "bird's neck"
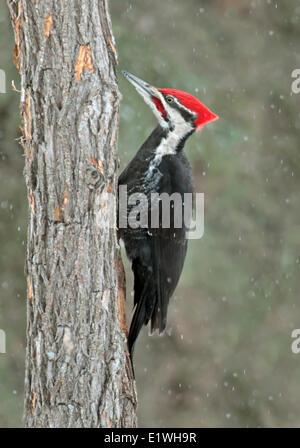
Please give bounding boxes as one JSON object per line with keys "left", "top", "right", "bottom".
{"left": 152, "top": 122, "right": 194, "bottom": 159}
{"left": 141, "top": 124, "right": 194, "bottom": 183}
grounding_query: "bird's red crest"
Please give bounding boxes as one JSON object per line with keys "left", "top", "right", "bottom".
{"left": 158, "top": 88, "right": 218, "bottom": 129}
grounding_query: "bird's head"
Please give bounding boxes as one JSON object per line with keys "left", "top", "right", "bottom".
{"left": 122, "top": 71, "right": 218, "bottom": 133}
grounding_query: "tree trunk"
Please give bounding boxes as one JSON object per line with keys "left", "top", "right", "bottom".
{"left": 7, "top": 0, "right": 137, "bottom": 428}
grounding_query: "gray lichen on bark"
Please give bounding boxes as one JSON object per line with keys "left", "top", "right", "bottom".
{"left": 7, "top": 0, "right": 137, "bottom": 428}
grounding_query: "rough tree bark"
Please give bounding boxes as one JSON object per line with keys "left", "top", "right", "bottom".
{"left": 7, "top": 0, "right": 137, "bottom": 428}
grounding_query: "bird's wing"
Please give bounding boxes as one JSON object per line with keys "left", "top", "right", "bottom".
{"left": 124, "top": 158, "right": 193, "bottom": 358}
{"left": 150, "top": 230, "right": 188, "bottom": 334}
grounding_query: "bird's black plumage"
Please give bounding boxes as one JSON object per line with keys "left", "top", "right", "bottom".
{"left": 118, "top": 125, "right": 194, "bottom": 358}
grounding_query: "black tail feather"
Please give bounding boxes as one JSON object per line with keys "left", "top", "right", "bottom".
{"left": 128, "top": 274, "right": 152, "bottom": 359}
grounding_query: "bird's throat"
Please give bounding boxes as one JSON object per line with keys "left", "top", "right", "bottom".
{"left": 144, "top": 124, "right": 194, "bottom": 182}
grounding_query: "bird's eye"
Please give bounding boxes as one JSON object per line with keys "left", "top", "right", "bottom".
{"left": 166, "top": 96, "right": 174, "bottom": 103}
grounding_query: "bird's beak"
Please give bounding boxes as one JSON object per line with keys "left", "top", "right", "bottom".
{"left": 122, "top": 71, "right": 161, "bottom": 100}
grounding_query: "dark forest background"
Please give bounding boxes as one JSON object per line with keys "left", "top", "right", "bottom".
{"left": 1, "top": 0, "right": 300, "bottom": 427}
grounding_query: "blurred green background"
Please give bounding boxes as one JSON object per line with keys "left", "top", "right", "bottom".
{"left": 1, "top": 0, "right": 300, "bottom": 427}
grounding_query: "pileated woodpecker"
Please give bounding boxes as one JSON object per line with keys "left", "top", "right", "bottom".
{"left": 119, "top": 71, "right": 218, "bottom": 360}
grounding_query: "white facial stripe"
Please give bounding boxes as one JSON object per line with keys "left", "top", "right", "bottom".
{"left": 164, "top": 106, "right": 194, "bottom": 134}
{"left": 173, "top": 97, "right": 197, "bottom": 119}
{"left": 144, "top": 109, "right": 194, "bottom": 181}
{"left": 153, "top": 100, "right": 194, "bottom": 160}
